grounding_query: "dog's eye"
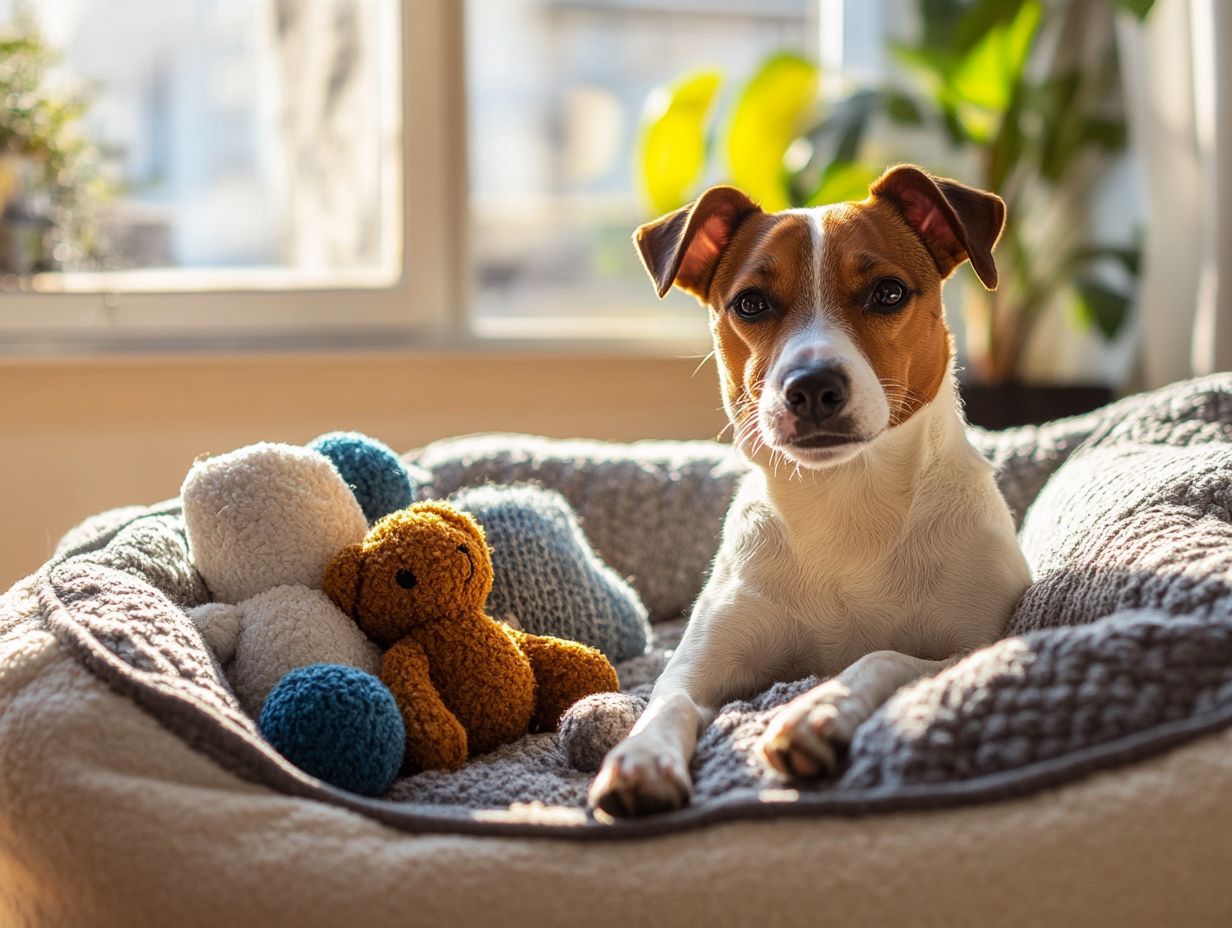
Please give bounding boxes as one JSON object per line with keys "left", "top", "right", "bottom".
{"left": 730, "top": 289, "right": 771, "bottom": 320}
{"left": 395, "top": 569, "right": 417, "bottom": 590}
{"left": 870, "top": 278, "right": 908, "bottom": 311}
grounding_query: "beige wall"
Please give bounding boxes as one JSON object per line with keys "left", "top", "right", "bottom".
{"left": 0, "top": 351, "right": 726, "bottom": 588}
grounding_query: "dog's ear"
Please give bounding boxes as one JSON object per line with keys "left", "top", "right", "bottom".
{"left": 871, "top": 165, "right": 1005, "bottom": 290}
{"left": 634, "top": 186, "right": 761, "bottom": 300}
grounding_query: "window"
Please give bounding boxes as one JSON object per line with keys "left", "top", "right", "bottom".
{"left": 467, "top": 0, "right": 818, "bottom": 338}
{"left": 1, "top": 0, "right": 454, "bottom": 347}
{"left": 1, "top": 0, "right": 825, "bottom": 348}
{"left": 6, "top": 0, "right": 400, "bottom": 284}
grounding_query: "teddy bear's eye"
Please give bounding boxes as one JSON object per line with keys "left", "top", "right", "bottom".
{"left": 395, "top": 569, "right": 417, "bottom": 590}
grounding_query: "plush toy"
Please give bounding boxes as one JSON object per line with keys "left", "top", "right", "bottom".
{"left": 323, "top": 502, "right": 620, "bottom": 772}
{"left": 558, "top": 691, "right": 647, "bottom": 773}
{"left": 182, "top": 443, "right": 381, "bottom": 716}
{"left": 259, "top": 664, "right": 405, "bottom": 797}
{"left": 448, "top": 484, "right": 651, "bottom": 662}
{"left": 309, "top": 431, "right": 416, "bottom": 524}
{"left": 307, "top": 430, "right": 650, "bottom": 659}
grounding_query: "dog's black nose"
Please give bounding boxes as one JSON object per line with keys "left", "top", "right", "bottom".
{"left": 783, "top": 366, "right": 850, "bottom": 423}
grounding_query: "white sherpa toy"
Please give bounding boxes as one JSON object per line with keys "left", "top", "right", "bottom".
{"left": 182, "top": 443, "right": 381, "bottom": 717}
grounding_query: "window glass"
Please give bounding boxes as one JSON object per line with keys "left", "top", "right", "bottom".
{"left": 0, "top": 0, "right": 399, "bottom": 286}
{"left": 467, "top": 0, "right": 817, "bottom": 332}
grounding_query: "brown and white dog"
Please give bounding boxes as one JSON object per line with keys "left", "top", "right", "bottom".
{"left": 589, "top": 164, "right": 1032, "bottom": 818}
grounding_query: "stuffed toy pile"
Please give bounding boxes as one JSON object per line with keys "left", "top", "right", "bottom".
{"left": 182, "top": 442, "right": 381, "bottom": 716}
{"left": 180, "top": 431, "right": 634, "bottom": 795}
{"left": 325, "top": 502, "right": 619, "bottom": 771}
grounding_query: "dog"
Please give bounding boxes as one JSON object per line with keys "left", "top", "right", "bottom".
{"left": 588, "top": 164, "right": 1032, "bottom": 818}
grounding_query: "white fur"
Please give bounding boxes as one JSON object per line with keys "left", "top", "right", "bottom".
{"left": 590, "top": 208, "right": 1031, "bottom": 817}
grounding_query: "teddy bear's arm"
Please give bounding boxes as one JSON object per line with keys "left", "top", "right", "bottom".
{"left": 381, "top": 638, "right": 469, "bottom": 772}
{"left": 501, "top": 626, "right": 620, "bottom": 733}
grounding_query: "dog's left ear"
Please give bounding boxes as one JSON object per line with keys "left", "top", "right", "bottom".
{"left": 871, "top": 165, "right": 1005, "bottom": 290}
{"left": 634, "top": 186, "right": 761, "bottom": 300}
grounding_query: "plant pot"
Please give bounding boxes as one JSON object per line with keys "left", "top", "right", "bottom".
{"left": 959, "top": 380, "right": 1114, "bottom": 431}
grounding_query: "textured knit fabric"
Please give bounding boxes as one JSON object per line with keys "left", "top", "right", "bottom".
{"left": 449, "top": 484, "right": 651, "bottom": 661}
{"left": 7, "top": 372, "right": 1232, "bottom": 836}
{"left": 324, "top": 503, "right": 619, "bottom": 771}
{"left": 9, "top": 377, "right": 1232, "bottom": 928}
{"left": 57, "top": 511, "right": 209, "bottom": 609}
{"left": 309, "top": 431, "right": 416, "bottom": 523}
{"left": 967, "top": 371, "right": 1232, "bottom": 525}
{"left": 258, "top": 663, "right": 405, "bottom": 797}
{"left": 416, "top": 435, "right": 747, "bottom": 621}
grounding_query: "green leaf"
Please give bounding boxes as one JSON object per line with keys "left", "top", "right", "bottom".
{"left": 919, "top": 0, "right": 969, "bottom": 50}
{"left": 636, "top": 69, "right": 722, "bottom": 214}
{"left": 891, "top": 44, "right": 955, "bottom": 93}
{"left": 807, "top": 161, "right": 881, "bottom": 207}
{"left": 953, "top": 0, "right": 1031, "bottom": 54}
{"left": 724, "top": 53, "right": 820, "bottom": 211}
{"left": 1080, "top": 117, "right": 1128, "bottom": 151}
{"left": 1069, "top": 243, "right": 1141, "bottom": 277}
{"left": 883, "top": 90, "right": 924, "bottom": 125}
{"left": 1112, "top": 0, "right": 1157, "bottom": 21}
{"left": 949, "top": 0, "right": 1041, "bottom": 114}
{"left": 1072, "top": 277, "right": 1132, "bottom": 340}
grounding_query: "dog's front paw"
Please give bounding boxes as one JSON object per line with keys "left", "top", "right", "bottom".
{"left": 588, "top": 738, "right": 692, "bottom": 819}
{"left": 757, "top": 686, "right": 855, "bottom": 779}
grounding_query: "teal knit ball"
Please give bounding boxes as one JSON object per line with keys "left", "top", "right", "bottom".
{"left": 310, "top": 431, "right": 415, "bottom": 523}
{"left": 259, "top": 664, "right": 405, "bottom": 797}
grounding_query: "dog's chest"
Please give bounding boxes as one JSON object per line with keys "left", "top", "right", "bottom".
{"left": 741, "top": 501, "right": 979, "bottom": 669}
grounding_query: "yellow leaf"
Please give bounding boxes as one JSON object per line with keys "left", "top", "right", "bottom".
{"left": 636, "top": 70, "right": 722, "bottom": 215}
{"left": 724, "top": 54, "right": 820, "bottom": 211}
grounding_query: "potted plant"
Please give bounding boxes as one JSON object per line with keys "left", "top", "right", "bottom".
{"left": 0, "top": 11, "right": 106, "bottom": 275}
{"left": 635, "top": 0, "right": 1157, "bottom": 427}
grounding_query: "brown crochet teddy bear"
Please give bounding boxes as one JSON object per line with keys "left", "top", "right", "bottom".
{"left": 323, "top": 502, "right": 620, "bottom": 772}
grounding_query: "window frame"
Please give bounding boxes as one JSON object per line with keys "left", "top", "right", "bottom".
{"left": 0, "top": 0, "right": 468, "bottom": 351}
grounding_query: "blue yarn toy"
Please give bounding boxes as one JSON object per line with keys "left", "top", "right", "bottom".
{"left": 259, "top": 664, "right": 405, "bottom": 797}
{"left": 309, "top": 431, "right": 416, "bottom": 523}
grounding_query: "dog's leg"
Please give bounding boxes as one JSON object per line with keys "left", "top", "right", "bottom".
{"left": 589, "top": 589, "right": 778, "bottom": 818}
{"left": 758, "top": 651, "right": 952, "bottom": 778}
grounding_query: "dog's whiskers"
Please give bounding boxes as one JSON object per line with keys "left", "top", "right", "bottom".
{"left": 691, "top": 350, "right": 717, "bottom": 379}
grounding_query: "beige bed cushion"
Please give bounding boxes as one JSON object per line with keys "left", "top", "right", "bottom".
{"left": 4, "top": 373, "right": 1232, "bottom": 926}
{"left": 3, "top": 584, "right": 1229, "bottom": 927}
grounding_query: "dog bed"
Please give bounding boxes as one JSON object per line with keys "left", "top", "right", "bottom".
{"left": 3, "top": 374, "right": 1232, "bottom": 927}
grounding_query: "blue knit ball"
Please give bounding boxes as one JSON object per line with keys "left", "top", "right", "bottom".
{"left": 259, "top": 664, "right": 405, "bottom": 797}
{"left": 310, "top": 431, "right": 416, "bottom": 523}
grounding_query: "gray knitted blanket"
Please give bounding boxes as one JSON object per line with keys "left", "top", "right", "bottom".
{"left": 31, "top": 373, "right": 1232, "bottom": 837}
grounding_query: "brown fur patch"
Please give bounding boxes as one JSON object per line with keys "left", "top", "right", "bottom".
{"left": 818, "top": 199, "right": 950, "bottom": 424}
{"left": 705, "top": 213, "right": 817, "bottom": 430}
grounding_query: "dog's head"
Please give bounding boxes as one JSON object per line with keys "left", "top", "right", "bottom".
{"left": 635, "top": 164, "right": 1004, "bottom": 470}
